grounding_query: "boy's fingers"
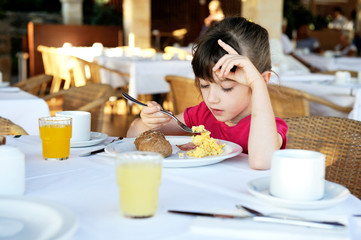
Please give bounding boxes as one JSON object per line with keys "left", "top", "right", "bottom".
{"left": 218, "top": 39, "right": 238, "bottom": 54}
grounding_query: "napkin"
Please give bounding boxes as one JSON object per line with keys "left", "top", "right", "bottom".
{"left": 190, "top": 215, "right": 350, "bottom": 240}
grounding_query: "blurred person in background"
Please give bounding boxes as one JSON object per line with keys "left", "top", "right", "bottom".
{"left": 328, "top": 7, "right": 352, "bottom": 30}
{"left": 199, "top": 0, "right": 225, "bottom": 38}
{"left": 296, "top": 23, "right": 322, "bottom": 54}
{"left": 335, "top": 30, "right": 357, "bottom": 57}
{"left": 281, "top": 18, "right": 320, "bottom": 72}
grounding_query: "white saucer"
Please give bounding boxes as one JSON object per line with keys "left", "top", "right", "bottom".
{"left": 70, "top": 132, "right": 107, "bottom": 148}
{"left": 0, "top": 82, "right": 10, "bottom": 87}
{"left": 247, "top": 176, "right": 350, "bottom": 209}
{"left": 0, "top": 196, "right": 78, "bottom": 240}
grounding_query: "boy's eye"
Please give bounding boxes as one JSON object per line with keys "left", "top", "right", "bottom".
{"left": 222, "top": 87, "right": 233, "bottom": 92}
{"left": 200, "top": 84, "right": 209, "bottom": 89}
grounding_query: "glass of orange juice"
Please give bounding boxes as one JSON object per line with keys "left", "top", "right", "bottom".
{"left": 39, "top": 116, "right": 72, "bottom": 161}
{"left": 115, "top": 151, "right": 163, "bottom": 218}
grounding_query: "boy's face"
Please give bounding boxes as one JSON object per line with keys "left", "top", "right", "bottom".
{"left": 199, "top": 73, "right": 252, "bottom": 126}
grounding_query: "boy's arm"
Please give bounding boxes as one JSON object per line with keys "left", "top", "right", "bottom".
{"left": 247, "top": 75, "right": 283, "bottom": 170}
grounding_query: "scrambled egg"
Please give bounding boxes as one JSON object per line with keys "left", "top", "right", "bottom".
{"left": 187, "top": 125, "right": 225, "bottom": 158}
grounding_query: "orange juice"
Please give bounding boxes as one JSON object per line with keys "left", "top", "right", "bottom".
{"left": 39, "top": 116, "right": 72, "bottom": 160}
{"left": 116, "top": 161, "right": 162, "bottom": 218}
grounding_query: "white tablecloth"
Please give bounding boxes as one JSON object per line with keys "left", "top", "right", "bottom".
{"left": 4, "top": 135, "right": 361, "bottom": 240}
{"left": 0, "top": 88, "right": 50, "bottom": 135}
{"left": 296, "top": 54, "right": 361, "bottom": 72}
{"left": 95, "top": 56, "right": 194, "bottom": 99}
{"left": 271, "top": 73, "right": 361, "bottom": 119}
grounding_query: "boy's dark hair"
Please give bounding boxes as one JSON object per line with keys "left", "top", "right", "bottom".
{"left": 191, "top": 17, "right": 271, "bottom": 85}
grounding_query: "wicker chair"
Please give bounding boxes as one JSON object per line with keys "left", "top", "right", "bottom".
{"left": 37, "top": 45, "right": 73, "bottom": 93}
{"left": 0, "top": 117, "right": 28, "bottom": 135}
{"left": 165, "top": 75, "right": 203, "bottom": 114}
{"left": 70, "top": 56, "right": 130, "bottom": 115}
{"left": 14, "top": 74, "right": 52, "bottom": 97}
{"left": 285, "top": 116, "right": 361, "bottom": 198}
{"left": 43, "top": 83, "right": 114, "bottom": 132}
{"left": 268, "top": 84, "right": 352, "bottom": 118}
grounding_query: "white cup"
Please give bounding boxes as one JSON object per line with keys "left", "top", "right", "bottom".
{"left": 335, "top": 71, "right": 351, "bottom": 84}
{"left": 269, "top": 149, "right": 325, "bottom": 201}
{"left": 0, "top": 146, "right": 25, "bottom": 195}
{"left": 56, "top": 111, "right": 91, "bottom": 142}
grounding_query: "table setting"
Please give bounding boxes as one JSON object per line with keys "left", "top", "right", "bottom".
{"left": 1, "top": 117, "right": 361, "bottom": 240}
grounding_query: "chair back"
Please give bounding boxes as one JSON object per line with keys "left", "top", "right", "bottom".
{"left": 70, "top": 56, "right": 130, "bottom": 87}
{"left": 285, "top": 116, "right": 361, "bottom": 198}
{"left": 44, "top": 83, "right": 114, "bottom": 132}
{"left": 0, "top": 117, "right": 28, "bottom": 135}
{"left": 14, "top": 74, "right": 52, "bottom": 97}
{"left": 165, "top": 75, "right": 202, "bottom": 114}
{"left": 268, "top": 84, "right": 352, "bottom": 118}
{"left": 37, "top": 45, "right": 73, "bottom": 93}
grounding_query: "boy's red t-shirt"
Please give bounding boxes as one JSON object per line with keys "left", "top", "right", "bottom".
{"left": 184, "top": 101, "right": 288, "bottom": 153}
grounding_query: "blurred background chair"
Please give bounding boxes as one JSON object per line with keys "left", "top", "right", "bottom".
{"left": 37, "top": 45, "right": 73, "bottom": 93}
{"left": 69, "top": 56, "right": 131, "bottom": 116}
{"left": 0, "top": 116, "right": 28, "bottom": 135}
{"left": 43, "top": 83, "right": 114, "bottom": 132}
{"left": 285, "top": 116, "right": 361, "bottom": 198}
{"left": 165, "top": 75, "right": 203, "bottom": 115}
{"left": 14, "top": 74, "right": 52, "bottom": 97}
{"left": 268, "top": 84, "right": 352, "bottom": 118}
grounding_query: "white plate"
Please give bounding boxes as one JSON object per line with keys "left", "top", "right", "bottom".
{"left": 0, "top": 82, "right": 10, "bottom": 87}
{"left": 70, "top": 132, "right": 107, "bottom": 148}
{"left": 105, "top": 136, "right": 242, "bottom": 168}
{"left": 247, "top": 176, "right": 350, "bottom": 209}
{"left": 0, "top": 196, "right": 78, "bottom": 240}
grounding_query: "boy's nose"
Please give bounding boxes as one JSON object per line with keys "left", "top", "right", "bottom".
{"left": 205, "top": 88, "right": 220, "bottom": 104}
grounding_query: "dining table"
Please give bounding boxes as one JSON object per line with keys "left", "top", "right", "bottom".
{"left": 0, "top": 87, "right": 50, "bottom": 135}
{"left": 295, "top": 53, "right": 361, "bottom": 72}
{"left": 2, "top": 135, "right": 361, "bottom": 240}
{"left": 270, "top": 71, "right": 361, "bottom": 120}
{"left": 94, "top": 55, "right": 194, "bottom": 100}
{"left": 63, "top": 46, "right": 195, "bottom": 100}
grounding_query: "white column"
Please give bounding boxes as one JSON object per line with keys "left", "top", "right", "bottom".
{"left": 60, "top": 0, "right": 84, "bottom": 25}
{"left": 241, "top": 0, "right": 283, "bottom": 39}
{"left": 123, "top": 0, "right": 151, "bottom": 48}
{"left": 356, "top": 0, "right": 361, "bottom": 32}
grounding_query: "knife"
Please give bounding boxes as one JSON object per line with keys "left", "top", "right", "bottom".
{"left": 168, "top": 210, "right": 345, "bottom": 230}
{"left": 79, "top": 148, "right": 105, "bottom": 157}
{"left": 79, "top": 137, "right": 124, "bottom": 157}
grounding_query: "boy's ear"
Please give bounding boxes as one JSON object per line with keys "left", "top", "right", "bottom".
{"left": 261, "top": 71, "right": 271, "bottom": 84}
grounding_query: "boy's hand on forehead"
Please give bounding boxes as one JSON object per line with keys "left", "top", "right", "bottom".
{"left": 212, "top": 39, "right": 262, "bottom": 87}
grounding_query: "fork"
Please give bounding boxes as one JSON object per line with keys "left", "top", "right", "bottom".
{"left": 235, "top": 205, "right": 345, "bottom": 229}
{"left": 122, "top": 92, "right": 194, "bottom": 133}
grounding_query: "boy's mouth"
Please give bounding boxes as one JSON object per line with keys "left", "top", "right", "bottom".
{"left": 211, "top": 108, "right": 223, "bottom": 116}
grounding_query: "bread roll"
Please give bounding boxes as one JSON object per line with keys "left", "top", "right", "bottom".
{"left": 134, "top": 130, "right": 172, "bottom": 157}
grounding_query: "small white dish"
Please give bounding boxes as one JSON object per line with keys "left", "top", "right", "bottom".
{"left": 0, "top": 82, "right": 10, "bottom": 87}
{"left": 105, "top": 136, "right": 242, "bottom": 168}
{"left": 247, "top": 176, "right": 350, "bottom": 209}
{"left": 70, "top": 132, "right": 107, "bottom": 148}
{"left": 0, "top": 196, "right": 78, "bottom": 240}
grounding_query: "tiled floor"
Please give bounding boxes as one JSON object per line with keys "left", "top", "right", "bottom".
{"left": 101, "top": 101, "right": 139, "bottom": 138}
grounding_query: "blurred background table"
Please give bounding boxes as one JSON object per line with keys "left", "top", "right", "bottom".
{"left": 296, "top": 53, "right": 361, "bottom": 72}
{"left": 95, "top": 55, "right": 194, "bottom": 99}
{"left": 271, "top": 73, "right": 361, "bottom": 119}
{"left": 0, "top": 87, "right": 50, "bottom": 135}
